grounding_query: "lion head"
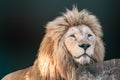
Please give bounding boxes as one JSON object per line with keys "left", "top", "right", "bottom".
{"left": 37, "top": 7, "right": 105, "bottom": 79}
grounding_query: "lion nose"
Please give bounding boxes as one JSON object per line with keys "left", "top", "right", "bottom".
{"left": 79, "top": 44, "right": 91, "bottom": 50}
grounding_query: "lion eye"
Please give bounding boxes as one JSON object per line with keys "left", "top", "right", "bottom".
{"left": 69, "top": 34, "right": 76, "bottom": 40}
{"left": 70, "top": 34, "right": 75, "bottom": 38}
{"left": 88, "top": 34, "right": 92, "bottom": 37}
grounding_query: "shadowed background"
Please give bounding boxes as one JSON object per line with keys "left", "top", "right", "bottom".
{"left": 0, "top": 0, "right": 120, "bottom": 79}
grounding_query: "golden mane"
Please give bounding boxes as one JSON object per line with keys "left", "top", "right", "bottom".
{"left": 2, "top": 7, "right": 104, "bottom": 80}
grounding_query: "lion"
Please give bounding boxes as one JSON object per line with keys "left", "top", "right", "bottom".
{"left": 2, "top": 7, "right": 105, "bottom": 80}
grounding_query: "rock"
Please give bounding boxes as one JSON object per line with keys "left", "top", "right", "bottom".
{"left": 76, "top": 59, "right": 120, "bottom": 80}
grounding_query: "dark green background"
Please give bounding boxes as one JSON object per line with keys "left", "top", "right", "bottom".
{"left": 0, "top": 0, "right": 120, "bottom": 79}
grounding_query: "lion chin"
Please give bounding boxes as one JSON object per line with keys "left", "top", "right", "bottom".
{"left": 2, "top": 7, "right": 105, "bottom": 80}
{"left": 75, "top": 56, "right": 91, "bottom": 65}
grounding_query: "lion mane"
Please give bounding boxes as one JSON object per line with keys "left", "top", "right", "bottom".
{"left": 2, "top": 7, "right": 104, "bottom": 80}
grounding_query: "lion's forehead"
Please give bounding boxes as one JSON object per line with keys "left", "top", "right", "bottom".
{"left": 68, "top": 27, "right": 80, "bottom": 33}
{"left": 66, "top": 25, "right": 94, "bottom": 36}
{"left": 78, "top": 25, "right": 95, "bottom": 35}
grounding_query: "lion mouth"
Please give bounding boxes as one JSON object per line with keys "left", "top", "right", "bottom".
{"left": 74, "top": 52, "right": 96, "bottom": 62}
{"left": 74, "top": 53, "right": 89, "bottom": 59}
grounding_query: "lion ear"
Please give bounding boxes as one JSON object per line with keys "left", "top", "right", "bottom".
{"left": 93, "top": 37, "right": 105, "bottom": 62}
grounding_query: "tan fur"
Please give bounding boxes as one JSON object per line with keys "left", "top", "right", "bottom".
{"left": 2, "top": 7, "right": 105, "bottom": 80}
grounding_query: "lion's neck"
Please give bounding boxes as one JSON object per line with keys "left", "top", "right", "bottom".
{"left": 32, "top": 58, "right": 65, "bottom": 80}
{"left": 32, "top": 49, "right": 77, "bottom": 80}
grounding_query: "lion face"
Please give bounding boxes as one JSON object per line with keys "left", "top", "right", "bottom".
{"left": 64, "top": 25, "right": 96, "bottom": 65}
